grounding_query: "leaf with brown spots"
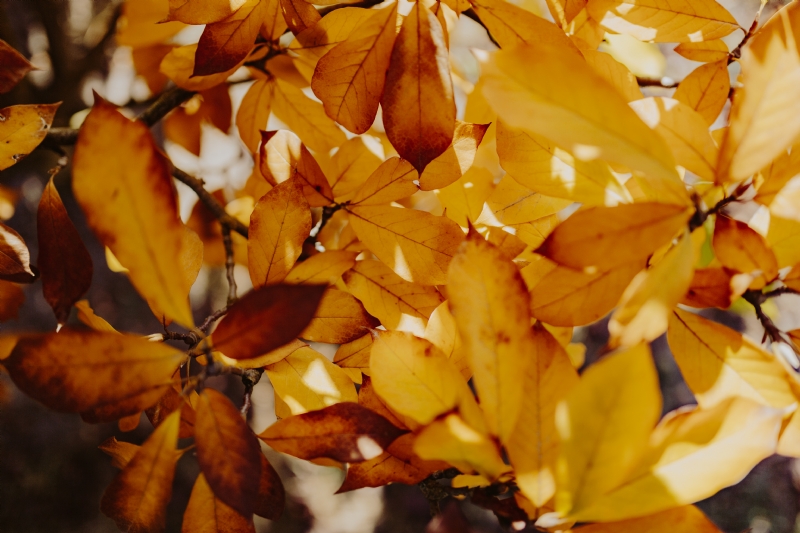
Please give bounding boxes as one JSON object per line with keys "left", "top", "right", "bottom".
{"left": 0, "top": 104, "right": 58, "bottom": 171}
{"left": 195, "top": 389, "right": 262, "bottom": 517}
{"left": 259, "top": 402, "right": 406, "bottom": 462}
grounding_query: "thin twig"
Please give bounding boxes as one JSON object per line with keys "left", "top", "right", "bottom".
{"left": 729, "top": 3, "right": 766, "bottom": 63}
{"left": 198, "top": 306, "right": 231, "bottom": 334}
{"left": 636, "top": 77, "right": 679, "bottom": 89}
{"left": 240, "top": 369, "right": 263, "bottom": 418}
{"left": 171, "top": 166, "right": 249, "bottom": 238}
{"left": 222, "top": 224, "right": 238, "bottom": 306}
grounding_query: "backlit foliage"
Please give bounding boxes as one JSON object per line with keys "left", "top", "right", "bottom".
{"left": 2, "top": 0, "right": 800, "bottom": 531}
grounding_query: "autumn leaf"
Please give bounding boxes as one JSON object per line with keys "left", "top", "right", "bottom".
{"left": 72, "top": 98, "right": 193, "bottom": 327}
{"left": 381, "top": 2, "right": 455, "bottom": 173}
{"left": 99, "top": 437, "right": 141, "bottom": 470}
{"left": 0, "top": 40, "right": 35, "bottom": 93}
{"left": 100, "top": 410, "right": 181, "bottom": 533}
{"left": 182, "top": 473, "right": 256, "bottom": 533}
{"left": 248, "top": 177, "right": 312, "bottom": 287}
{"left": 196, "top": 389, "right": 262, "bottom": 517}
{"left": 237, "top": 79, "right": 275, "bottom": 152}
{"left": 333, "top": 334, "right": 373, "bottom": 376}
{"left": 418, "top": 122, "right": 491, "bottom": 191}
{"left": 193, "top": 0, "right": 266, "bottom": 76}
{"left": 0, "top": 280, "right": 23, "bottom": 322}
{"left": 37, "top": 177, "right": 93, "bottom": 324}
{"left": 0, "top": 104, "right": 59, "bottom": 171}
{"left": 145, "top": 383, "right": 197, "bottom": 439}
{"left": 0, "top": 221, "right": 37, "bottom": 284}
{"left": 673, "top": 60, "right": 730, "bottom": 126}
{"left": 259, "top": 402, "right": 405, "bottom": 462}
{"left": 311, "top": 3, "right": 398, "bottom": 134}
{"left": 350, "top": 157, "right": 418, "bottom": 206}
{"left": 674, "top": 40, "right": 730, "bottom": 63}
{"left": 573, "top": 505, "right": 723, "bottom": 533}
{"left": 324, "top": 137, "right": 383, "bottom": 201}
{"left": 4, "top": 330, "right": 183, "bottom": 416}
{"left": 713, "top": 215, "right": 778, "bottom": 289}
{"left": 211, "top": 284, "right": 326, "bottom": 360}
{"left": 259, "top": 130, "right": 334, "bottom": 206}
{"left": 161, "top": 44, "right": 241, "bottom": 91}
{"left": 285, "top": 250, "right": 358, "bottom": 285}
{"left": 165, "top": 0, "right": 249, "bottom": 24}
{"left": 75, "top": 299, "right": 117, "bottom": 333}
{"left": 470, "top": 0, "right": 578, "bottom": 50}
{"left": 680, "top": 267, "right": 738, "bottom": 309}
{"left": 272, "top": 78, "right": 346, "bottom": 152}
{"left": 280, "top": 0, "right": 321, "bottom": 34}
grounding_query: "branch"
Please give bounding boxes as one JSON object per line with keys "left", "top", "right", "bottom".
{"left": 171, "top": 166, "right": 249, "bottom": 238}
{"left": 636, "top": 76, "right": 678, "bottom": 89}
{"left": 221, "top": 224, "right": 238, "bottom": 305}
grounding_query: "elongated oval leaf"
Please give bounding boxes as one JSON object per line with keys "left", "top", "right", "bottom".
{"left": 0, "top": 103, "right": 58, "bottom": 170}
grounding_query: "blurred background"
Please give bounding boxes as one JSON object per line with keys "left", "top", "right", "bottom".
{"left": 0, "top": 0, "right": 798, "bottom": 531}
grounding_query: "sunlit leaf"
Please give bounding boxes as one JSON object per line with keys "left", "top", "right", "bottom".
{"left": 0, "top": 103, "right": 58, "bottom": 171}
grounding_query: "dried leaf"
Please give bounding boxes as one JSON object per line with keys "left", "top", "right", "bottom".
{"left": 0, "top": 280, "right": 23, "bottom": 322}
{"left": 712, "top": 215, "right": 778, "bottom": 289}
{"left": 161, "top": 44, "right": 239, "bottom": 91}
{"left": 194, "top": 0, "right": 266, "bottom": 76}
{"left": 259, "top": 130, "right": 334, "bottom": 206}
{"left": 0, "top": 104, "right": 58, "bottom": 170}
{"left": 280, "top": 0, "right": 321, "bottom": 34}
{"left": 272, "top": 78, "right": 346, "bottom": 153}
{"left": 0, "top": 40, "right": 34, "bottom": 93}
{"left": 285, "top": 250, "right": 358, "bottom": 284}
{"left": 99, "top": 437, "right": 141, "bottom": 470}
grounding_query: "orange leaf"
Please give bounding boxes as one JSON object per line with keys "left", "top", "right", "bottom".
{"left": 673, "top": 61, "right": 730, "bottom": 126}
{"left": 100, "top": 410, "right": 181, "bottom": 533}
{"left": 248, "top": 177, "right": 312, "bottom": 286}
{"left": 194, "top": 0, "right": 266, "bottom": 76}
{"left": 4, "top": 330, "right": 183, "bottom": 415}
{"left": 0, "top": 39, "right": 34, "bottom": 93}
{"left": 680, "top": 267, "right": 737, "bottom": 309}
{"left": 145, "top": 384, "right": 197, "bottom": 439}
{"left": 381, "top": 2, "right": 455, "bottom": 173}
{"left": 0, "top": 280, "right": 23, "bottom": 322}
{"left": 211, "top": 284, "right": 326, "bottom": 360}
{"left": 259, "top": 402, "right": 406, "bottom": 462}
{"left": 165, "top": 0, "right": 249, "bottom": 24}
{"left": 471, "top": 0, "right": 579, "bottom": 50}
{"left": 99, "top": 437, "right": 141, "bottom": 470}
{"left": 196, "top": 389, "right": 262, "bottom": 517}
{"left": 0, "top": 221, "right": 36, "bottom": 283}
{"left": 237, "top": 79, "right": 275, "bottom": 152}
{"left": 161, "top": 44, "right": 240, "bottom": 91}
{"left": 37, "top": 177, "right": 92, "bottom": 324}
{"left": 419, "top": 122, "right": 491, "bottom": 191}
{"left": 259, "top": 130, "right": 334, "bottom": 206}
{"left": 255, "top": 454, "right": 285, "bottom": 520}
{"left": 350, "top": 157, "right": 418, "bottom": 206}
{"left": 712, "top": 215, "right": 778, "bottom": 289}
{"left": 300, "top": 288, "right": 379, "bottom": 344}
{"left": 280, "top": 0, "right": 321, "bottom": 34}
{"left": 0, "top": 103, "right": 59, "bottom": 171}
{"left": 182, "top": 473, "right": 256, "bottom": 533}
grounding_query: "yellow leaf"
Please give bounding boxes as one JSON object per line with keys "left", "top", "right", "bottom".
{"left": 272, "top": 78, "right": 346, "bottom": 152}
{"left": 419, "top": 121, "right": 491, "bottom": 191}
{"left": 471, "top": 0, "right": 579, "bottom": 50}
{"left": 369, "top": 330, "right": 467, "bottom": 425}
{"left": 117, "top": 0, "right": 185, "bottom": 48}
{"left": 437, "top": 167, "right": 496, "bottom": 227}
{"left": 414, "top": 413, "right": 511, "bottom": 480}
{"left": 300, "top": 288, "right": 379, "bottom": 344}
{"left": 237, "top": 79, "right": 275, "bottom": 152}
{"left": 483, "top": 175, "right": 573, "bottom": 226}
{"left": 333, "top": 333, "right": 373, "bottom": 376}
{"left": 261, "top": 0, "right": 287, "bottom": 42}
{"left": 496, "top": 121, "right": 630, "bottom": 206}
{"left": 568, "top": 398, "right": 784, "bottom": 522}
{"left": 556, "top": 344, "right": 661, "bottom": 518}
{"left": 343, "top": 259, "right": 444, "bottom": 336}
{"left": 481, "top": 44, "right": 682, "bottom": 187}
{"left": 423, "top": 301, "right": 461, "bottom": 360}
{"left": 193, "top": 0, "right": 265, "bottom": 76}
{"left": 73, "top": 99, "right": 193, "bottom": 327}
{"left": 100, "top": 410, "right": 180, "bottom": 533}
{"left": 325, "top": 137, "right": 385, "bottom": 202}
{"left": 718, "top": 5, "right": 800, "bottom": 181}
{"left": 767, "top": 215, "right": 800, "bottom": 268}
{"left": 448, "top": 230, "right": 533, "bottom": 443}
{"left": 311, "top": 3, "right": 398, "bottom": 134}
{"left": 160, "top": 44, "right": 240, "bottom": 91}
{"left": 630, "top": 97, "right": 718, "bottom": 181}
{"left": 507, "top": 325, "right": 579, "bottom": 507}
{"left": 754, "top": 144, "right": 800, "bottom": 206}
{"left": 259, "top": 130, "right": 334, "bottom": 206}
{"left": 667, "top": 308, "right": 797, "bottom": 409}
{"left": 285, "top": 250, "right": 358, "bottom": 285}
{"left": 381, "top": 2, "right": 455, "bottom": 173}
{"left": 674, "top": 40, "right": 730, "bottom": 63}
{"left": 573, "top": 505, "right": 723, "bottom": 533}
{"left": 265, "top": 346, "right": 357, "bottom": 416}
{"left": 165, "top": 0, "right": 249, "bottom": 24}
{"left": 537, "top": 203, "right": 691, "bottom": 271}
{"left": 182, "top": 474, "right": 256, "bottom": 533}
{"left": 0, "top": 104, "right": 59, "bottom": 170}
{"left": 350, "top": 157, "right": 418, "bottom": 206}
{"left": 545, "top": 0, "right": 587, "bottom": 28}
{"left": 523, "top": 255, "right": 644, "bottom": 327}
{"left": 712, "top": 215, "right": 778, "bottom": 288}
{"left": 673, "top": 60, "right": 730, "bottom": 126}
{"left": 582, "top": 50, "right": 643, "bottom": 103}
{"left": 587, "top": 0, "right": 739, "bottom": 43}
{"left": 608, "top": 232, "right": 694, "bottom": 347}
{"left": 248, "top": 178, "right": 312, "bottom": 287}
{"left": 75, "top": 300, "right": 118, "bottom": 333}
{"left": 218, "top": 338, "right": 306, "bottom": 370}
{"left": 347, "top": 205, "right": 465, "bottom": 285}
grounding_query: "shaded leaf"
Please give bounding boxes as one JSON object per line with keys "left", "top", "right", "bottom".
{"left": 471, "top": 0, "right": 578, "bottom": 50}
{"left": 254, "top": 454, "right": 284, "bottom": 520}
{"left": 0, "top": 40, "right": 34, "bottom": 93}
{"left": 574, "top": 505, "right": 723, "bottom": 533}
{"left": 350, "top": 157, "right": 418, "bottom": 206}
{"left": 419, "top": 122, "right": 491, "bottom": 191}
{"left": 300, "top": 288, "right": 378, "bottom": 344}
{"left": 280, "top": 0, "right": 321, "bottom": 34}
{"left": 0, "top": 280, "right": 23, "bottom": 322}
{"left": 712, "top": 215, "right": 778, "bottom": 289}
{"left": 194, "top": 0, "right": 266, "bottom": 76}
{"left": 273, "top": 78, "right": 346, "bottom": 153}
{"left": 165, "top": 0, "right": 248, "bottom": 24}
{"left": 237, "top": 79, "right": 275, "bottom": 152}
{"left": 99, "top": 437, "right": 141, "bottom": 470}
{"left": 182, "top": 473, "right": 256, "bottom": 533}
{"left": 259, "top": 130, "right": 334, "bottom": 206}
{"left": 0, "top": 221, "right": 36, "bottom": 283}
{"left": 674, "top": 40, "right": 729, "bottom": 63}
{"left": 161, "top": 44, "right": 241, "bottom": 91}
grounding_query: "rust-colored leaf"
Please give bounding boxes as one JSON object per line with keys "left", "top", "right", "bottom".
{"left": 381, "top": 2, "right": 455, "bottom": 173}
{"left": 195, "top": 388, "right": 262, "bottom": 517}
{"left": 0, "top": 221, "right": 36, "bottom": 284}
{"left": 182, "top": 473, "right": 256, "bottom": 533}
{"left": 259, "top": 402, "right": 406, "bottom": 462}
{"left": 300, "top": 288, "right": 379, "bottom": 344}
{"left": 37, "top": 177, "right": 92, "bottom": 324}
{"left": 0, "top": 280, "right": 23, "bottom": 322}
{"left": 194, "top": 0, "right": 267, "bottom": 76}
{"left": 211, "top": 284, "right": 326, "bottom": 360}
{"left": 0, "top": 40, "right": 34, "bottom": 93}
{"left": 259, "top": 130, "right": 334, "bottom": 206}
{"left": 280, "top": 0, "right": 321, "bottom": 34}
{"left": 255, "top": 454, "right": 285, "bottom": 520}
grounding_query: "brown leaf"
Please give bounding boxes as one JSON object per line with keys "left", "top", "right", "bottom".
{"left": 99, "top": 437, "right": 141, "bottom": 469}
{"left": 280, "top": 0, "right": 321, "bottom": 34}
{"left": 259, "top": 402, "right": 406, "bottom": 462}
{"left": 680, "top": 267, "right": 736, "bottom": 309}
{"left": 0, "top": 39, "right": 34, "bottom": 93}
{"left": 3, "top": 330, "right": 183, "bottom": 415}
{"left": 713, "top": 215, "right": 778, "bottom": 289}
{"left": 100, "top": 410, "right": 181, "bottom": 533}
{"left": 118, "top": 412, "right": 141, "bottom": 432}
{"left": 145, "top": 383, "right": 197, "bottom": 439}
{"left": 37, "top": 177, "right": 93, "bottom": 323}
{"left": 0, "top": 221, "right": 36, "bottom": 283}
{"left": 194, "top": 0, "right": 266, "bottom": 76}
{"left": 300, "top": 288, "right": 379, "bottom": 344}
{"left": 381, "top": 2, "right": 455, "bottom": 173}
{"left": 0, "top": 280, "right": 23, "bottom": 322}
{"left": 211, "top": 284, "right": 326, "bottom": 360}
{"left": 196, "top": 389, "right": 262, "bottom": 517}
{"left": 255, "top": 453, "right": 285, "bottom": 520}
{"left": 182, "top": 473, "right": 256, "bottom": 533}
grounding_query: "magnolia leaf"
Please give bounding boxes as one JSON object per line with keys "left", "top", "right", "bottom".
{"left": 72, "top": 98, "right": 193, "bottom": 327}
{"left": 0, "top": 104, "right": 58, "bottom": 171}
{"left": 673, "top": 60, "right": 730, "bottom": 126}
{"left": 300, "top": 288, "right": 379, "bottom": 344}
{"left": 196, "top": 389, "right": 262, "bottom": 517}
{"left": 265, "top": 346, "right": 358, "bottom": 416}
{"left": 193, "top": 0, "right": 265, "bottom": 76}
{"left": 4, "top": 330, "right": 183, "bottom": 415}
{"left": 37, "top": 177, "right": 92, "bottom": 323}
{"left": 259, "top": 402, "right": 406, "bottom": 462}
{"left": 343, "top": 259, "right": 444, "bottom": 336}
{"left": 347, "top": 205, "right": 465, "bottom": 285}
{"left": 211, "top": 284, "right": 325, "bottom": 360}
{"left": 0, "top": 39, "right": 34, "bottom": 93}
{"left": 312, "top": 3, "right": 398, "bottom": 134}
{"left": 182, "top": 473, "right": 256, "bottom": 533}
{"left": 248, "top": 178, "right": 312, "bottom": 287}
{"left": 381, "top": 2, "right": 455, "bottom": 173}
{"left": 587, "top": 0, "right": 739, "bottom": 42}
{"left": 667, "top": 308, "right": 797, "bottom": 409}
{"left": 536, "top": 203, "right": 691, "bottom": 271}
{"left": 448, "top": 230, "right": 532, "bottom": 443}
